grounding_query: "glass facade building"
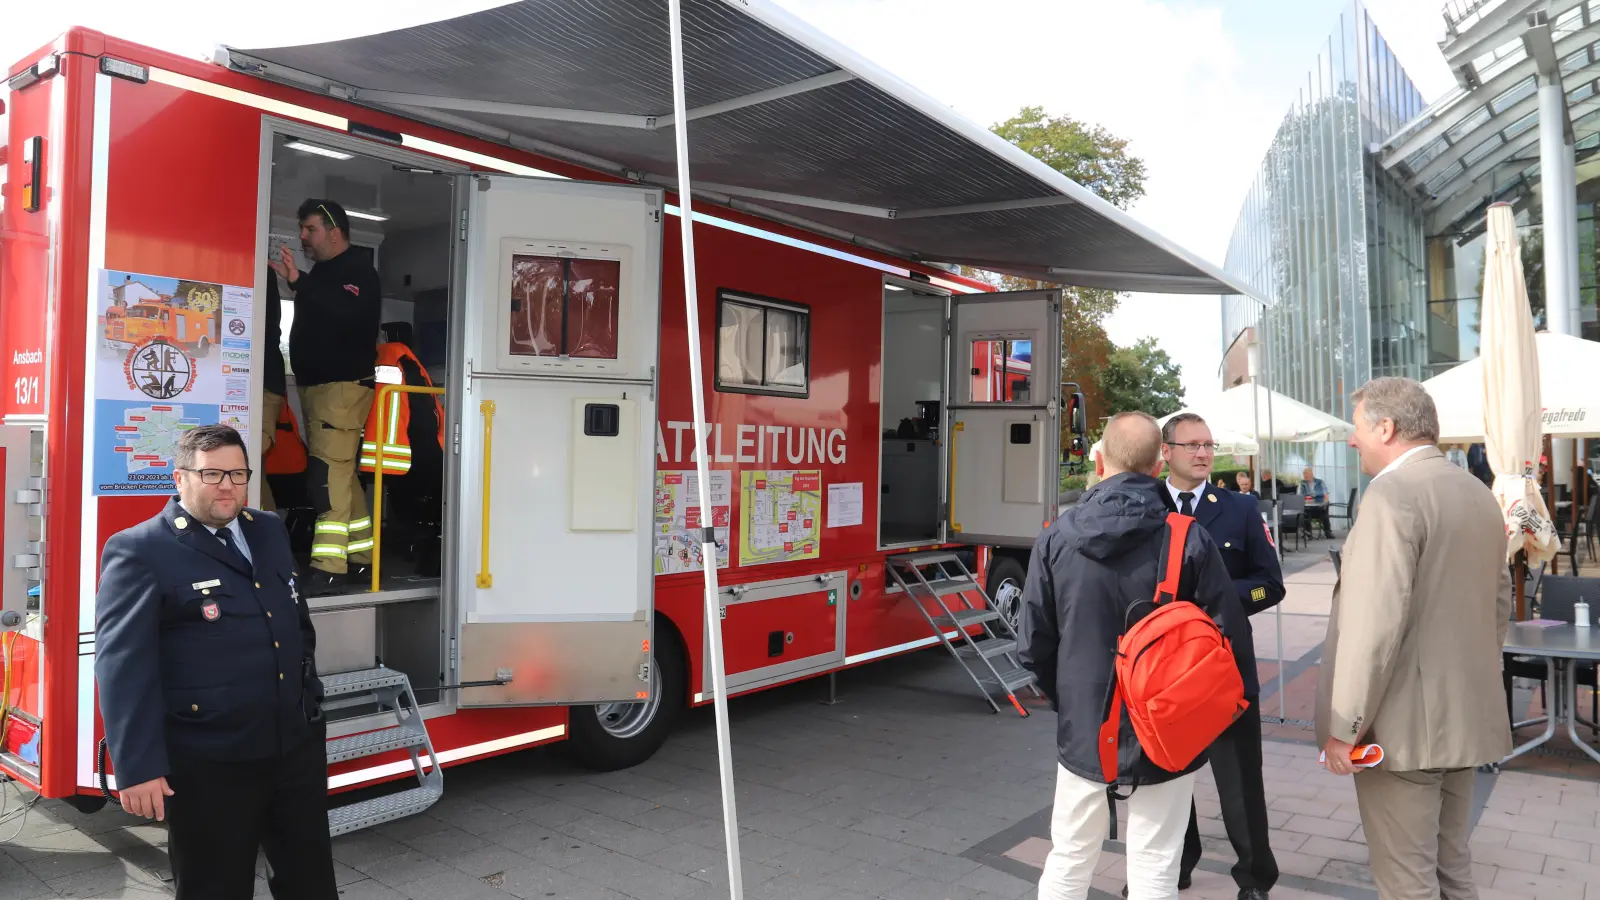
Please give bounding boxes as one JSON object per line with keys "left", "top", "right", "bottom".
{"left": 1220, "top": 0, "right": 1428, "bottom": 502}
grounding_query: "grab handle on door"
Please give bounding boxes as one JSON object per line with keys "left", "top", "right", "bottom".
{"left": 477, "top": 400, "right": 496, "bottom": 589}
{"left": 948, "top": 420, "right": 964, "bottom": 534}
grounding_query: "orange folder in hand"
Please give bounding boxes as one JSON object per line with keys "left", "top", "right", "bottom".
{"left": 1318, "top": 744, "right": 1384, "bottom": 768}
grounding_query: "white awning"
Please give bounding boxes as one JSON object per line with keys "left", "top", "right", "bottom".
{"left": 1424, "top": 330, "right": 1600, "bottom": 442}
{"left": 1161, "top": 384, "right": 1355, "bottom": 444}
{"left": 217, "top": 0, "right": 1266, "bottom": 302}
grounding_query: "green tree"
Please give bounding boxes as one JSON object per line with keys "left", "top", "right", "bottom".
{"left": 966, "top": 106, "right": 1149, "bottom": 446}
{"left": 1099, "top": 337, "right": 1185, "bottom": 418}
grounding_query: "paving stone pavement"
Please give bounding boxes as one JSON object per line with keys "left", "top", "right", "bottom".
{"left": 10, "top": 543, "right": 1600, "bottom": 898}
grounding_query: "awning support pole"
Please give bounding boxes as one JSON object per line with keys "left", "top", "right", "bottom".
{"left": 1263, "top": 333, "right": 1285, "bottom": 724}
{"left": 667, "top": 2, "right": 745, "bottom": 897}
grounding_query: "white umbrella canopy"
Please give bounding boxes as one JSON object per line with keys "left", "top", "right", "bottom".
{"left": 1424, "top": 331, "right": 1600, "bottom": 443}
{"left": 1160, "top": 384, "right": 1354, "bottom": 443}
{"left": 1474, "top": 203, "right": 1558, "bottom": 565}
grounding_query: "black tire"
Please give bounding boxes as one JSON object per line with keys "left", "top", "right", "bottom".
{"left": 63, "top": 794, "right": 108, "bottom": 815}
{"left": 563, "top": 619, "right": 685, "bottom": 772}
{"left": 987, "top": 555, "right": 1027, "bottom": 632}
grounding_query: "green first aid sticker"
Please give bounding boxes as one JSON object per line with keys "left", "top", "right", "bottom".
{"left": 828, "top": 589, "right": 837, "bottom": 606}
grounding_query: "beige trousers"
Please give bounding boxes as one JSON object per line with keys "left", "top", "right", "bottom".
{"left": 301, "top": 381, "right": 374, "bottom": 574}
{"left": 1354, "top": 766, "right": 1478, "bottom": 900}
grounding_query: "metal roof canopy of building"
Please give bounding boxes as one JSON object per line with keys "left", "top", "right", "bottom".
{"left": 1380, "top": 0, "right": 1600, "bottom": 239}
{"left": 218, "top": 0, "right": 1264, "bottom": 301}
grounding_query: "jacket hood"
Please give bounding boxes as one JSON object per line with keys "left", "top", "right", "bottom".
{"left": 1058, "top": 472, "right": 1170, "bottom": 561}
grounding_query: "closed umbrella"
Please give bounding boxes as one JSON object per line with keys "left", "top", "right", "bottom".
{"left": 1480, "top": 203, "right": 1558, "bottom": 568}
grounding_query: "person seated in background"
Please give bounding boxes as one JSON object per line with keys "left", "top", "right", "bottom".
{"left": 1300, "top": 467, "right": 1333, "bottom": 539}
{"left": 1236, "top": 471, "right": 1259, "bottom": 498}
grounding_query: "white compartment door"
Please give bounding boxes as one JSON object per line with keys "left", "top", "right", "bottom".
{"left": 946, "top": 289, "right": 1062, "bottom": 548}
{"left": 450, "top": 174, "right": 664, "bottom": 707}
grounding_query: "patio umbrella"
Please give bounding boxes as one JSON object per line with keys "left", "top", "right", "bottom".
{"left": 1423, "top": 331, "right": 1600, "bottom": 443}
{"left": 1479, "top": 203, "right": 1558, "bottom": 566}
{"left": 1159, "top": 383, "right": 1353, "bottom": 443}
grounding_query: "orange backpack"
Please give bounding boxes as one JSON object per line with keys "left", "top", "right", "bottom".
{"left": 1098, "top": 513, "right": 1248, "bottom": 785}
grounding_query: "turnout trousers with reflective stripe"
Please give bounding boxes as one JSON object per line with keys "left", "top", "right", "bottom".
{"left": 301, "top": 381, "right": 374, "bottom": 575}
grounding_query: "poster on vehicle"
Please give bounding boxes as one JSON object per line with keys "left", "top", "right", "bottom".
{"left": 740, "top": 470, "right": 822, "bottom": 567}
{"left": 90, "top": 269, "right": 253, "bottom": 495}
{"left": 654, "top": 470, "right": 732, "bottom": 574}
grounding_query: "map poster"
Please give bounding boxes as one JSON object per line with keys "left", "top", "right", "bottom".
{"left": 90, "top": 268, "right": 253, "bottom": 495}
{"left": 654, "top": 470, "right": 732, "bottom": 574}
{"left": 739, "top": 470, "right": 822, "bottom": 568}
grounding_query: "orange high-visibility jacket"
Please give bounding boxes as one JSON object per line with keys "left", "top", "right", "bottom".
{"left": 264, "top": 398, "right": 307, "bottom": 475}
{"left": 361, "top": 342, "right": 444, "bottom": 475}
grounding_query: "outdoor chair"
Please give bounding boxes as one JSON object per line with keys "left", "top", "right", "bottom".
{"left": 1327, "top": 487, "right": 1357, "bottom": 532}
{"left": 1505, "top": 572, "right": 1598, "bottom": 734}
{"left": 1278, "top": 495, "right": 1306, "bottom": 551}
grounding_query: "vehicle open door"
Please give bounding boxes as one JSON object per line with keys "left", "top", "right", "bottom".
{"left": 449, "top": 174, "right": 664, "bottom": 707}
{"left": 945, "top": 289, "right": 1062, "bottom": 548}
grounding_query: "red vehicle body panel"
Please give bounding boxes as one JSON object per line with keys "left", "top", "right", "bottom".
{"left": 0, "top": 29, "right": 1000, "bottom": 800}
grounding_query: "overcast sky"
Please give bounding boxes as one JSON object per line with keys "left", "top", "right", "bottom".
{"left": 5, "top": 0, "right": 1458, "bottom": 405}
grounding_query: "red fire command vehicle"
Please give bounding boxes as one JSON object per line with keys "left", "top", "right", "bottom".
{"left": 0, "top": 1, "right": 1253, "bottom": 832}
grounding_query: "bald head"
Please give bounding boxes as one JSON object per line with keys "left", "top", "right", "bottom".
{"left": 1100, "top": 412, "right": 1163, "bottom": 477}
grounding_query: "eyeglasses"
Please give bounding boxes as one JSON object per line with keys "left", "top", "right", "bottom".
{"left": 179, "top": 467, "right": 252, "bottom": 485}
{"left": 1166, "top": 442, "right": 1219, "bottom": 454}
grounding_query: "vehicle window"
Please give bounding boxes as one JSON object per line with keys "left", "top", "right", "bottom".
{"left": 716, "top": 293, "right": 809, "bottom": 396}
{"left": 507, "top": 254, "right": 621, "bottom": 360}
{"left": 969, "top": 338, "right": 1033, "bottom": 403}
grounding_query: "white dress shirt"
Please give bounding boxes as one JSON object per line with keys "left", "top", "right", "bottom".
{"left": 1165, "top": 479, "right": 1207, "bottom": 514}
{"left": 180, "top": 505, "right": 253, "bottom": 567}
{"left": 1374, "top": 445, "right": 1431, "bottom": 481}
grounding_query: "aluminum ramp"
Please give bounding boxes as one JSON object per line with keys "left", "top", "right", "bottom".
{"left": 886, "top": 552, "right": 1041, "bottom": 717}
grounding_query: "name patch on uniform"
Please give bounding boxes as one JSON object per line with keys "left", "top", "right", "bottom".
{"left": 192, "top": 579, "right": 222, "bottom": 590}
{"left": 201, "top": 602, "right": 220, "bottom": 621}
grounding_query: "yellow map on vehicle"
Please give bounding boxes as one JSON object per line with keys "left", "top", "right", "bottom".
{"left": 740, "top": 470, "right": 822, "bottom": 567}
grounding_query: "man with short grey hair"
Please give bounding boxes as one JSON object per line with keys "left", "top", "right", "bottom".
{"left": 1315, "top": 376, "right": 1511, "bottom": 900}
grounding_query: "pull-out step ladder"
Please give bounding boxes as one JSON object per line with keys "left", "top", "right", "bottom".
{"left": 887, "top": 552, "right": 1041, "bottom": 717}
{"left": 320, "top": 667, "right": 442, "bottom": 837}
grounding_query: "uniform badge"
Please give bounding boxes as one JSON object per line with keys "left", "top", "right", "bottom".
{"left": 242, "top": 510, "right": 254, "bottom": 522}
{"left": 201, "top": 602, "right": 220, "bottom": 621}
{"left": 288, "top": 577, "right": 299, "bottom": 604}
{"left": 1263, "top": 522, "right": 1276, "bottom": 548}
{"left": 174, "top": 516, "right": 188, "bottom": 530}
{"left": 192, "top": 579, "right": 221, "bottom": 590}
{"left": 1208, "top": 494, "right": 1217, "bottom": 503}
{"left": 1251, "top": 586, "right": 1267, "bottom": 602}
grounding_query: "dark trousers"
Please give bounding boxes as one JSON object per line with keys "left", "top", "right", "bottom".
{"left": 1181, "top": 699, "right": 1277, "bottom": 891}
{"left": 165, "top": 725, "right": 336, "bottom": 900}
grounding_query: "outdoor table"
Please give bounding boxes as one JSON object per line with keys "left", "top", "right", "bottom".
{"left": 1503, "top": 623, "right": 1600, "bottom": 765}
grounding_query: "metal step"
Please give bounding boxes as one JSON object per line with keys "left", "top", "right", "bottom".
{"left": 328, "top": 784, "right": 443, "bottom": 838}
{"left": 325, "top": 723, "right": 429, "bottom": 764}
{"left": 914, "top": 577, "right": 979, "bottom": 598}
{"left": 888, "top": 552, "right": 962, "bottom": 568}
{"left": 934, "top": 608, "right": 1003, "bottom": 628}
{"left": 955, "top": 638, "right": 1018, "bottom": 662}
{"left": 321, "top": 667, "right": 409, "bottom": 698}
{"left": 979, "top": 664, "right": 1037, "bottom": 693}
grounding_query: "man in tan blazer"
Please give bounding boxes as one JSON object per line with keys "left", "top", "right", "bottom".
{"left": 1315, "top": 376, "right": 1512, "bottom": 900}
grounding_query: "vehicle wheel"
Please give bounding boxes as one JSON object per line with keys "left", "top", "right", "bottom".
{"left": 987, "top": 555, "right": 1027, "bottom": 632}
{"left": 563, "top": 621, "right": 685, "bottom": 772}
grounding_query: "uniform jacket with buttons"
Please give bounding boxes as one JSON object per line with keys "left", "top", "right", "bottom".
{"left": 95, "top": 497, "right": 321, "bottom": 788}
{"left": 1156, "top": 481, "right": 1282, "bottom": 698}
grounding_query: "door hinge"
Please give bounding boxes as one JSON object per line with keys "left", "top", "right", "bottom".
{"left": 452, "top": 422, "right": 462, "bottom": 455}
{"left": 458, "top": 207, "right": 468, "bottom": 241}
{"left": 449, "top": 638, "right": 458, "bottom": 668}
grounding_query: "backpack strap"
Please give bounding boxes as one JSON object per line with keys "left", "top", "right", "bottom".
{"left": 1154, "top": 512, "right": 1192, "bottom": 605}
{"left": 1098, "top": 514, "right": 1195, "bottom": 785}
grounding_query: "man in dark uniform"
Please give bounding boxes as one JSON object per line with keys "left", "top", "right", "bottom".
{"left": 94, "top": 424, "right": 334, "bottom": 900}
{"left": 269, "top": 199, "right": 382, "bottom": 592}
{"left": 1149, "top": 412, "right": 1285, "bottom": 900}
